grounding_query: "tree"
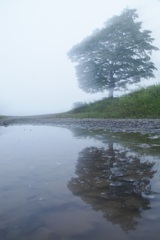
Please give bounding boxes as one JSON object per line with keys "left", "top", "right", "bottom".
{"left": 68, "top": 145, "right": 155, "bottom": 232}
{"left": 68, "top": 8, "right": 159, "bottom": 98}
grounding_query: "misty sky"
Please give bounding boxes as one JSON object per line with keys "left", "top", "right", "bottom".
{"left": 0, "top": 0, "right": 159, "bottom": 116}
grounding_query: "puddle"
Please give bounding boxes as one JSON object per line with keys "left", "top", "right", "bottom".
{"left": 0, "top": 125, "right": 160, "bottom": 240}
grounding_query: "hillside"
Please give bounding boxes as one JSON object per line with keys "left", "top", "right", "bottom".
{"left": 65, "top": 85, "right": 160, "bottom": 119}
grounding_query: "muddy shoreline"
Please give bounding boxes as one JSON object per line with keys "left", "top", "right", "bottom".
{"left": 0, "top": 115, "right": 160, "bottom": 134}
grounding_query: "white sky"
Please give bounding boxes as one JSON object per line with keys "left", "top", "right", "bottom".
{"left": 0, "top": 0, "right": 159, "bottom": 116}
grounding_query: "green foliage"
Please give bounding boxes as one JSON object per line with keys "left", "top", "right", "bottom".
{"left": 68, "top": 8, "right": 159, "bottom": 97}
{"left": 72, "top": 101, "right": 88, "bottom": 110}
{"left": 66, "top": 85, "right": 160, "bottom": 119}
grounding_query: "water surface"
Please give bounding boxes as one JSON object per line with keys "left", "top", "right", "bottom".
{"left": 0, "top": 125, "right": 160, "bottom": 240}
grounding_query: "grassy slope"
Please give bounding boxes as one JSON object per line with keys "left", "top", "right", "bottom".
{"left": 65, "top": 85, "right": 160, "bottom": 119}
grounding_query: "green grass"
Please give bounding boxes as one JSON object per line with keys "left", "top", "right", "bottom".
{"left": 64, "top": 85, "right": 160, "bottom": 118}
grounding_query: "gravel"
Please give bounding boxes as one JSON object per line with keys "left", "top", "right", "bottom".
{"left": 0, "top": 116, "right": 160, "bottom": 134}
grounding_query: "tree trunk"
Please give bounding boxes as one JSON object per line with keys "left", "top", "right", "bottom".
{"left": 108, "top": 70, "right": 115, "bottom": 98}
{"left": 108, "top": 142, "right": 116, "bottom": 161}
{"left": 108, "top": 87, "right": 114, "bottom": 98}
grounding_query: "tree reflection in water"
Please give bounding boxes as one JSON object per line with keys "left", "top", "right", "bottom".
{"left": 68, "top": 142, "right": 156, "bottom": 232}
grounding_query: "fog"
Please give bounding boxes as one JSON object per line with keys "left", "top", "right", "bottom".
{"left": 0, "top": 0, "right": 159, "bottom": 116}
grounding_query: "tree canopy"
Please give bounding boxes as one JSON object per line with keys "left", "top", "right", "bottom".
{"left": 68, "top": 8, "right": 159, "bottom": 97}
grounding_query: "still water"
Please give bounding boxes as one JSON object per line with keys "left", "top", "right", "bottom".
{"left": 0, "top": 125, "right": 160, "bottom": 240}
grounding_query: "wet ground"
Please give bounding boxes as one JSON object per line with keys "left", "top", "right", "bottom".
{"left": 0, "top": 116, "right": 160, "bottom": 134}
{"left": 0, "top": 122, "right": 160, "bottom": 239}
